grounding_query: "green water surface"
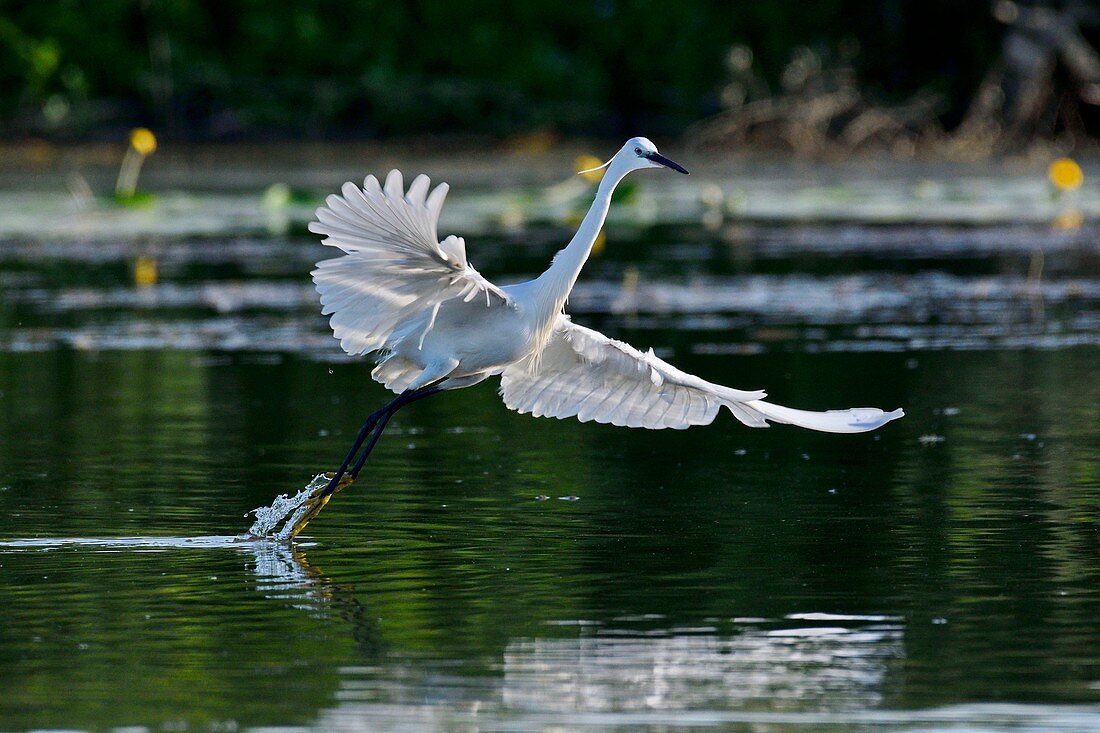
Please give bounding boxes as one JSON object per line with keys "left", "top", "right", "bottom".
{"left": 0, "top": 172, "right": 1098, "bottom": 731}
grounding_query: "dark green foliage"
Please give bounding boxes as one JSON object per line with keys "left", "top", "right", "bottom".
{"left": 0, "top": 0, "right": 999, "bottom": 139}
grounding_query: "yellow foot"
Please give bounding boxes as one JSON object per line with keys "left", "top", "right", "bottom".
{"left": 287, "top": 473, "right": 355, "bottom": 539}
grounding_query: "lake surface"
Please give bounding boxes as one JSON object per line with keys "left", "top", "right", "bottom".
{"left": 1, "top": 160, "right": 1098, "bottom": 731}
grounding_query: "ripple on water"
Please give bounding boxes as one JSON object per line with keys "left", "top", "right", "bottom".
{"left": 3, "top": 271, "right": 1098, "bottom": 354}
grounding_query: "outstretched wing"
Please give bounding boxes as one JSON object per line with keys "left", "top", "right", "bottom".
{"left": 310, "top": 170, "right": 508, "bottom": 356}
{"left": 500, "top": 317, "right": 903, "bottom": 432}
{"left": 501, "top": 317, "right": 765, "bottom": 430}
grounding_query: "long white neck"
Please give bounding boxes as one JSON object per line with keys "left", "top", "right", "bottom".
{"left": 530, "top": 167, "right": 626, "bottom": 322}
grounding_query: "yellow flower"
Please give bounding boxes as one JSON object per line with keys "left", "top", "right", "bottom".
{"left": 574, "top": 154, "right": 606, "bottom": 183}
{"left": 1048, "top": 158, "right": 1083, "bottom": 191}
{"left": 134, "top": 255, "right": 158, "bottom": 286}
{"left": 130, "top": 127, "right": 157, "bottom": 156}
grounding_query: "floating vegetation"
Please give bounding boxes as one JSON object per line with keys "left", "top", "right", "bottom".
{"left": 2, "top": 163, "right": 1099, "bottom": 243}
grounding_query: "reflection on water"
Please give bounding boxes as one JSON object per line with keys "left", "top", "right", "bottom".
{"left": 0, "top": 188, "right": 1098, "bottom": 730}
{"left": 2, "top": 221, "right": 1098, "bottom": 356}
{"left": 4, "top": 271, "right": 1099, "bottom": 354}
{"left": 501, "top": 617, "right": 902, "bottom": 713}
{"left": 2, "top": 532, "right": 1098, "bottom": 731}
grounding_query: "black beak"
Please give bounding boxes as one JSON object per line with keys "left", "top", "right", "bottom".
{"left": 644, "top": 151, "right": 689, "bottom": 175}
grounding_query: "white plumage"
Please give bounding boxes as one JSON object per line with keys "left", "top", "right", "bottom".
{"left": 310, "top": 170, "right": 507, "bottom": 357}
{"left": 500, "top": 318, "right": 899, "bottom": 432}
{"left": 310, "top": 137, "right": 904, "bottom": 435}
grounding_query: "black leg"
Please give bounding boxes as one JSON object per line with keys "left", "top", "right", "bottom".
{"left": 319, "top": 403, "right": 395, "bottom": 498}
{"left": 350, "top": 408, "right": 396, "bottom": 479}
{"left": 349, "top": 386, "right": 442, "bottom": 478}
{"left": 319, "top": 386, "right": 440, "bottom": 498}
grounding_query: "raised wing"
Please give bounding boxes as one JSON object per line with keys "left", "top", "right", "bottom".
{"left": 310, "top": 170, "right": 508, "bottom": 356}
{"left": 500, "top": 318, "right": 903, "bottom": 432}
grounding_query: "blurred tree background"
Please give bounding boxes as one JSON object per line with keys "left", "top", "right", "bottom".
{"left": 0, "top": 0, "right": 1095, "bottom": 143}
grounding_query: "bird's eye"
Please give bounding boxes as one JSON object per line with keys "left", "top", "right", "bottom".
{"left": 634, "top": 147, "right": 642, "bottom": 155}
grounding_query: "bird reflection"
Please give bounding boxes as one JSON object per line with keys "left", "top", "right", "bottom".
{"left": 244, "top": 540, "right": 384, "bottom": 656}
{"left": 501, "top": 620, "right": 903, "bottom": 713}
{"left": 240, "top": 542, "right": 907, "bottom": 721}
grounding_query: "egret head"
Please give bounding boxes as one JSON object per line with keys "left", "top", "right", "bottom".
{"left": 579, "top": 137, "right": 689, "bottom": 180}
{"left": 623, "top": 136, "right": 689, "bottom": 174}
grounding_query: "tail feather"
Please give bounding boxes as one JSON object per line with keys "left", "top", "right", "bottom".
{"left": 730, "top": 400, "right": 904, "bottom": 434}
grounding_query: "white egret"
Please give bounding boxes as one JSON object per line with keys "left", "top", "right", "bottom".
{"left": 307, "top": 137, "right": 903, "bottom": 510}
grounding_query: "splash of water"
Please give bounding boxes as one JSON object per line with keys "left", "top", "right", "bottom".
{"left": 245, "top": 473, "right": 332, "bottom": 541}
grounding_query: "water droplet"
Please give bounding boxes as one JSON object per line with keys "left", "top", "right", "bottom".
{"left": 246, "top": 473, "right": 330, "bottom": 539}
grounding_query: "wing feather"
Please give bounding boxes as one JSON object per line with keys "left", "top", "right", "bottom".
{"left": 500, "top": 317, "right": 903, "bottom": 433}
{"left": 310, "top": 171, "right": 508, "bottom": 356}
